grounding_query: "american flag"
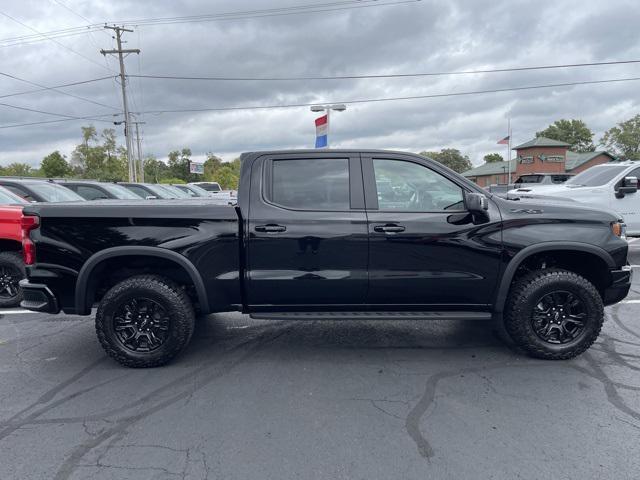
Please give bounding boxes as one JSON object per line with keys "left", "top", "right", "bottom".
{"left": 497, "top": 136, "right": 510, "bottom": 145}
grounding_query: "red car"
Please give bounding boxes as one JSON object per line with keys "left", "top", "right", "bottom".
{"left": 0, "top": 187, "right": 28, "bottom": 307}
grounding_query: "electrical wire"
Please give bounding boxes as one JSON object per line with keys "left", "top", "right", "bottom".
{"left": 0, "top": 101, "right": 117, "bottom": 121}
{"left": 0, "top": 76, "right": 115, "bottom": 100}
{"left": 128, "top": 59, "right": 640, "bottom": 82}
{"left": 114, "top": 0, "right": 420, "bottom": 26}
{"left": 136, "top": 76, "right": 640, "bottom": 114}
{"left": 0, "top": 0, "right": 419, "bottom": 47}
{"left": 0, "top": 11, "right": 115, "bottom": 72}
{"left": 0, "top": 72, "right": 120, "bottom": 110}
{"left": 0, "top": 115, "right": 117, "bottom": 129}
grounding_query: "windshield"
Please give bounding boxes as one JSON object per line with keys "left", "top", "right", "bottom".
{"left": 0, "top": 186, "right": 28, "bottom": 204}
{"left": 195, "top": 182, "right": 221, "bottom": 192}
{"left": 27, "top": 182, "right": 84, "bottom": 202}
{"left": 515, "top": 175, "right": 543, "bottom": 184}
{"left": 178, "top": 184, "right": 210, "bottom": 197}
{"left": 101, "top": 183, "right": 144, "bottom": 199}
{"left": 565, "top": 165, "right": 629, "bottom": 187}
{"left": 145, "top": 184, "right": 177, "bottom": 198}
{"left": 162, "top": 185, "right": 192, "bottom": 198}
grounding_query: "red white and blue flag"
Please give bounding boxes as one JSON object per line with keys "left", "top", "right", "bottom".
{"left": 315, "top": 114, "right": 328, "bottom": 148}
{"left": 497, "top": 135, "right": 510, "bottom": 145}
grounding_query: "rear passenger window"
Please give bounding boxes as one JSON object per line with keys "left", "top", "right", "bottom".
{"left": 268, "top": 158, "right": 350, "bottom": 211}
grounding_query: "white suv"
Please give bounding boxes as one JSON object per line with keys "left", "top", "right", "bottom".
{"left": 507, "top": 162, "right": 640, "bottom": 235}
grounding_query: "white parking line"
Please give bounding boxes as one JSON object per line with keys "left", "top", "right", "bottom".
{"left": 0, "top": 309, "right": 32, "bottom": 315}
{"left": 628, "top": 238, "right": 638, "bottom": 243}
{"left": 620, "top": 299, "right": 640, "bottom": 304}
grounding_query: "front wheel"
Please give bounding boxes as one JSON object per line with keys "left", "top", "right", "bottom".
{"left": 504, "top": 269, "right": 604, "bottom": 360}
{"left": 95, "top": 275, "right": 195, "bottom": 368}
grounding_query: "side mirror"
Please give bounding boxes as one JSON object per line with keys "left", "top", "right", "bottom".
{"left": 616, "top": 176, "right": 638, "bottom": 198}
{"left": 465, "top": 192, "right": 489, "bottom": 213}
{"left": 145, "top": 195, "right": 158, "bottom": 200}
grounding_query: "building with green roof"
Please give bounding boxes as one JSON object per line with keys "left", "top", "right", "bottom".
{"left": 463, "top": 136, "right": 617, "bottom": 186}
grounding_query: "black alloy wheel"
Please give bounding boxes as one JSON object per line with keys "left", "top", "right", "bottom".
{"left": 113, "top": 297, "right": 170, "bottom": 352}
{"left": 0, "top": 265, "right": 21, "bottom": 300}
{"left": 531, "top": 291, "right": 586, "bottom": 344}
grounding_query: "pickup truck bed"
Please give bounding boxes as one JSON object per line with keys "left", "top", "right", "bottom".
{"left": 20, "top": 149, "right": 632, "bottom": 367}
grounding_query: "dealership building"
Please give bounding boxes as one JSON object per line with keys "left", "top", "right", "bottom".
{"left": 462, "top": 136, "right": 617, "bottom": 187}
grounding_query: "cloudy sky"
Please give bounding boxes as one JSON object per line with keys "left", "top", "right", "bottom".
{"left": 1, "top": 0, "right": 639, "bottom": 167}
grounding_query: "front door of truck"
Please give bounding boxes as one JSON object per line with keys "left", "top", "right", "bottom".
{"left": 612, "top": 167, "right": 640, "bottom": 235}
{"left": 247, "top": 153, "right": 368, "bottom": 308}
{"left": 362, "top": 154, "right": 502, "bottom": 308}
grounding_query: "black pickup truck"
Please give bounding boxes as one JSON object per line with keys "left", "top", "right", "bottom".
{"left": 19, "top": 150, "right": 631, "bottom": 367}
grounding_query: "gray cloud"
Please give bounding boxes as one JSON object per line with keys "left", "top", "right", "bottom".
{"left": 1, "top": 0, "right": 639, "bottom": 168}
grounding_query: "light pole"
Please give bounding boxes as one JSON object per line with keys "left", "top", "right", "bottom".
{"left": 310, "top": 104, "right": 346, "bottom": 148}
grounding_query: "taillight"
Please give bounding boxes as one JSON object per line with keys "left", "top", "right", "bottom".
{"left": 21, "top": 215, "right": 39, "bottom": 265}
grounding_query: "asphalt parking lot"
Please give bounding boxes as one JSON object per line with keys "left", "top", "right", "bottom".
{"left": 1, "top": 243, "right": 639, "bottom": 480}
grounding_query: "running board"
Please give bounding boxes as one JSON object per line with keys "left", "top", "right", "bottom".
{"left": 249, "top": 311, "right": 491, "bottom": 321}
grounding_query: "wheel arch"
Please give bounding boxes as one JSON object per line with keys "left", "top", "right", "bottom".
{"left": 75, "top": 246, "right": 210, "bottom": 315}
{"left": 493, "top": 242, "right": 615, "bottom": 315}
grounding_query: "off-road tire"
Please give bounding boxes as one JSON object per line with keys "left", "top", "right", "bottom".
{"left": 0, "top": 251, "right": 25, "bottom": 308}
{"left": 95, "top": 275, "right": 195, "bottom": 368}
{"left": 504, "top": 268, "right": 603, "bottom": 360}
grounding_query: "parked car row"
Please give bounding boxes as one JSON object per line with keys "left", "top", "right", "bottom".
{"left": 0, "top": 177, "right": 236, "bottom": 307}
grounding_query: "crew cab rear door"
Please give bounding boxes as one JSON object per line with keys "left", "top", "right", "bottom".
{"left": 246, "top": 152, "right": 368, "bottom": 308}
{"left": 362, "top": 153, "right": 502, "bottom": 308}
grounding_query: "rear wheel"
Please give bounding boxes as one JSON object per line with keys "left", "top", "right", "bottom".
{"left": 0, "top": 251, "right": 25, "bottom": 308}
{"left": 95, "top": 275, "right": 195, "bottom": 368}
{"left": 504, "top": 269, "right": 603, "bottom": 360}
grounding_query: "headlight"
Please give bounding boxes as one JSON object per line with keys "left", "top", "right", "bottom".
{"left": 611, "top": 221, "right": 626, "bottom": 239}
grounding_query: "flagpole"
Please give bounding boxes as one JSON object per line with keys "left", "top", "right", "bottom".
{"left": 326, "top": 108, "right": 331, "bottom": 148}
{"left": 507, "top": 117, "right": 512, "bottom": 185}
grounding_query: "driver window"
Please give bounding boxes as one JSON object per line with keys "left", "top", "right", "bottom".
{"left": 373, "top": 159, "right": 465, "bottom": 211}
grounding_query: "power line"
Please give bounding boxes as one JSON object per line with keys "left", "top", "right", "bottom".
{"left": 0, "top": 0, "right": 419, "bottom": 47}
{"left": 137, "top": 76, "right": 640, "bottom": 114}
{"left": 128, "top": 59, "right": 640, "bottom": 82}
{"left": 114, "top": 0, "right": 420, "bottom": 26}
{"left": 4, "top": 75, "right": 639, "bottom": 130}
{"left": 0, "top": 11, "right": 114, "bottom": 72}
{"left": 0, "top": 115, "right": 117, "bottom": 130}
{"left": 0, "top": 76, "right": 114, "bottom": 99}
{"left": 0, "top": 101, "right": 118, "bottom": 122}
{"left": 0, "top": 72, "right": 120, "bottom": 110}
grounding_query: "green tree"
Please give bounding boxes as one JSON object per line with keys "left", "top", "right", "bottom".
{"left": 536, "top": 119, "right": 594, "bottom": 152}
{"left": 419, "top": 149, "right": 472, "bottom": 173}
{"left": 0, "top": 162, "right": 34, "bottom": 176}
{"left": 143, "top": 156, "right": 170, "bottom": 183}
{"left": 203, "top": 153, "right": 223, "bottom": 181}
{"left": 41, "top": 151, "right": 70, "bottom": 177}
{"left": 70, "top": 126, "right": 128, "bottom": 181}
{"left": 483, "top": 153, "right": 504, "bottom": 164}
{"left": 167, "top": 148, "right": 197, "bottom": 182}
{"left": 159, "top": 177, "right": 187, "bottom": 184}
{"left": 600, "top": 114, "right": 640, "bottom": 160}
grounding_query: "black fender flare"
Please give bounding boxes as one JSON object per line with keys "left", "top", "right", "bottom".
{"left": 75, "top": 246, "right": 210, "bottom": 315}
{"left": 493, "top": 241, "right": 615, "bottom": 314}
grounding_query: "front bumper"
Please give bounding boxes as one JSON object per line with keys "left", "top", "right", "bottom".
{"left": 19, "top": 280, "right": 60, "bottom": 314}
{"left": 603, "top": 265, "right": 633, "bottom": 306}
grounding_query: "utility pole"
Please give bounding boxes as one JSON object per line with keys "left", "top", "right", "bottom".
{"left": 100, "top": 26, "right": 140, "bottom": 182}
{"left": 132, "top": 120, "right": 146, "bottom": 182}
